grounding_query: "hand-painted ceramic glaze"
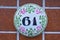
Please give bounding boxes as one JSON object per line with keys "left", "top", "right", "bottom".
{"left": 14, "top": 3, "right": 48, "bottom": 37}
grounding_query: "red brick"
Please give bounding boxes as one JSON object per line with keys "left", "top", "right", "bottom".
{"left": 0, "top": 0, "right": 16, "bottom": 6}
{"left": 46, "top": 0, "right": 60, "bottom": 7}
{"left": 45, "top": 9, "right": 60, "bottom": 31}
{"left": 0, "top": 9, "right": 16, "bottom": 31}
{"left": 20, "top": 34, "right": 42, "bottom": 40}
{"left": 19, "top": 0, "right": 42, "bottom": 6}
{"left": 45, "top": 34, "right": 60, "bottom": 40}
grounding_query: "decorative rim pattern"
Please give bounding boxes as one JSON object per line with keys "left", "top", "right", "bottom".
{"left": 14, "top": 3, "right": 48, "bottom": 37}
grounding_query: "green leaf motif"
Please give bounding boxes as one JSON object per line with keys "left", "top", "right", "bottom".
{"left": 27, "top": 28, "right": 33, "bottom": 36}
{"left": 39, "top": 16, "right": 46, "bottom": 23}
{"left": 39, "top": 15, "right": 47, "bottom": 28}
{"left": 20, "top": 23, "right": 22, "bottom": 25}
{"left": 28, "top": 30, "right": 33, "bottom": 36}
{"left": 30, "top": 28, "right": 32, "bottom": 30}
{"left": 19, "top": 15, "right": 22, "bottom": 17}
{"left": 26, "top": 6, "right": 35, "bottom": 13}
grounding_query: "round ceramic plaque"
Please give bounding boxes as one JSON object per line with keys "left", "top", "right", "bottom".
{"left": 14, "top": 3, "right": 48, "bottom": 37}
